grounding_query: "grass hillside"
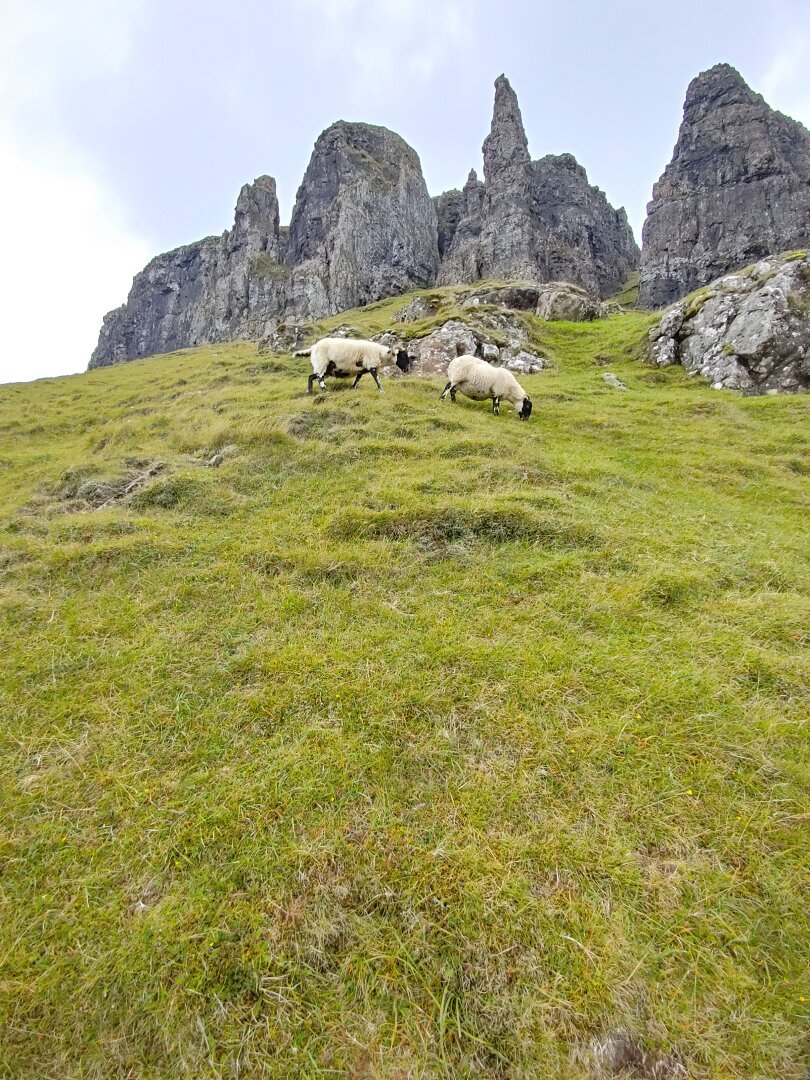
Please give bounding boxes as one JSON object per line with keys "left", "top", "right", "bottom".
{"left": 1, "top": 293, "right": 808, "bottom": 1078}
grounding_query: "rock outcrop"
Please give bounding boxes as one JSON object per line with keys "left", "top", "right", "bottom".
{"left": 285, "top": 122, "right": 439, "bottom": 318}
{"left": 437, "top": 76, "right": 639, "bottom": 297}
{"left": 91, "top": 76, "right": 639, "bottom": 368}
{"left": 90, "top": 127, "right": 438, "bottom": 368}
{"left": 462, "top": 280, "right": 604, "bottom": 321}
{"left": 434, "top": 170, "right": 487, "bottom": 283}
{"left": 91, "top": 177, "right": 286, "bottom": 366}
{"left": 401, "top": 318, "right": 546, "bottom": 377}
{"left": 648, "top": 251, "right": 810, "bottom": 393}
{"left": 638, "top": 64, "right": 810, "bottom": 309}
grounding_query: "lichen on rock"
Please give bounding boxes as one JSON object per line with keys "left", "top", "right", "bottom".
{"left": 648, "top": 251, "right": 810, "bottom": 393}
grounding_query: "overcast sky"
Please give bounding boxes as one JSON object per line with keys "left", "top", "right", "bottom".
{"left": 1, "top": 0, "right": 809, "bottom": 384}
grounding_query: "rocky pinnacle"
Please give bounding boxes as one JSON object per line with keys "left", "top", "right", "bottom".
{"left": 437, "top": 75, "right": 639, "bottom": 296}
{"left": 638, "top": 63, "right": 810, "bottom": 308}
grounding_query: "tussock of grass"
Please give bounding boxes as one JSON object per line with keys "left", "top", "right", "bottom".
{"left": 0, "top": 292, "right": 808, "bottom": 1078}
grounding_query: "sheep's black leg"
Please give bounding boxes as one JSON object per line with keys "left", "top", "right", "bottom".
{"left": 440, "top": 381, "right": 451, "bottom": 400}
{"left": 307, "top": 372, "right": 318, "bottom": 394}
{"left": 450, "top": 386, "right": 456, "bottom": 402}
{"left": 493, "top": 396, "right": 500, "bottom": 416}
{"left": 352, "top": 371, "right": 365, "bottom": 388}
{"left": 370, "top": 368, "right": 383, "bottom": 393}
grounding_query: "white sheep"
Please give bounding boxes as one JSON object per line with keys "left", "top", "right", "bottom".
{"left": 301, "top": 337, "right": 409, "bottom": 394}
{"left": 440, "top": 354, "right": 533, "bottom": 419}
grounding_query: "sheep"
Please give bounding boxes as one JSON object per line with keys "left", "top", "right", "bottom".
{"left": 440, "top": 354, "right": 533, "bottom": 420}
{"left": 301, "top": 337, "right": 410, "bottom": 394}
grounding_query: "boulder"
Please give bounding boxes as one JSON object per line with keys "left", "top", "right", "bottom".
{"left": 407, "top": 320, "right": 481, "bottom": 375}
{"left": 639, "top": 64, "right": 810, "bottom": 308}
{"left": 463, "top": 284, "right": 541, "bottom": 310}
{"left": 258, "top": 321, "right": 313, "bottom": 354}
{"left": 535, "top": 282, "right": 603, "bottom": 322}
{"left": 648, "top": 251, "right": 810, "bottom": 393}
{"left": 406, "top": 318, "right": 545, "bottom": 376}
{"left": 393, "top": 296, "right": 442, "bottom": 323}
{"left": 500, "top": 350, "right": 547, "bottom": 374}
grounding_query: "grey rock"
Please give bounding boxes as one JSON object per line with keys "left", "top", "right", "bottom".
{"left": 639, "top": 64, "right": 810, "bottom": 308}
{"left": 462, "top": 283, "right": 541, "bottom": 310}
{"left": 405, "top": 317, "right": 545, "bottom": 376}
{"left": 438, "top": 76, "right": 639, "bottom": 297}
{"left": 90, "top": 176, "right": 287, "bottom": 367}
{"left": 468, "top": 309, "right": 529, "bottom": 345}
{"left": 602, "top": 372, "right": 627, "bottom": 389}
{"left": 393, "top": 295, "right": 442, "bottom": 323}
{"left": 91, "top": 124, "right": 439, "bottom": 368}
{"left": 407, "top": 319, "right": 481, "bottom": 375}
{"left": 433, "top": 186, "right": 464, "bottom": 259}
{"left": 535, "top": 282, "right": 603, "bottom": 322}
{"left": 286, "top": 121, "right": 439, "bottom": 318}
{"left": 436, "top": 170, "right": 486, "bottom": 282}
{"left": 463, "top": 279, "right": 602, "bottom": 321}
{"left": 648, "top": 251, "right": 810, "bottom": 393}
{"left": 257, "top": 321, "right": 314, "bottom": 353}
{"left": 500, "top": 350, "right": 546, "bottom": 374}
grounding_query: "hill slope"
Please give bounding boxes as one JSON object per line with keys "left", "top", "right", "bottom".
{"left": 1, "top": 296, "right": 808, "bottom": 1078}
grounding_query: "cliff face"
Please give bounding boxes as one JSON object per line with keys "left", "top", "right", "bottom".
{"left": 285, "top": 122, "right": 439, "bottom": 318}
{"left": 638, "top": 64, "right": 810, "bottom": 308}
{"left": 90, "top": 176, "right": 287, "bottom": 366}
{"left": 436, "top": 76, "right": 640, "bottom": 297}
{"left": 90, "top": 130, "right": 438, "bottom": 368}
{"left": 434, "top": 169, "right": 486, "bottom": 282}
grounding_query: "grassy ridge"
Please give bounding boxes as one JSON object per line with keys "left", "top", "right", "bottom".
{"left": 1, "top": 297, "right": 808, "bottom": 1077}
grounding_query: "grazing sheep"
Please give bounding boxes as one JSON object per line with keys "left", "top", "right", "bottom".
{"left": 302, "top": 337, "right": 409, "bottom": 394}
{"left": 440, "top": 355, "right": 533, "bottom": 420}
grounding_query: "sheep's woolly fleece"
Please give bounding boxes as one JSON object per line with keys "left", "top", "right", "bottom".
{"left": 444, "top": 354, "right": 532, "bottom": 417}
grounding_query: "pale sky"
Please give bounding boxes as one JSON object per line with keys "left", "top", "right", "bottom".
{"left": 1, "top": 0, "right": 809, "bottom": 384}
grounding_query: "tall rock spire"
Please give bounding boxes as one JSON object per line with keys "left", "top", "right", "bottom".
{"left": 638, "top": 63, "right": 810, "bottom": 308}
{"left": 476, "top": 75, "right": 537, "bottom": 280}
{"left": 437, "top": 75, "right": 639, "bottom": 296}
{"left": 483, "top": 74, "right": 531, "bottom": 181}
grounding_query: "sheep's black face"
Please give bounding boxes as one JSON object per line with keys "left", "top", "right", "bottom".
{"left": 395, "top": 349, "right": 411, "bottom": 373}
{"left": 519, "top": 398, "right": 533, "bottom": 421}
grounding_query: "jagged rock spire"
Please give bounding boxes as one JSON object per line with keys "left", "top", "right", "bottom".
{"left": 230, "top": 175, "right": 281, "bottom": 259}
{"left": 483, "top": 74, "right": 530, "bottom": 183}
{"left": 639, "top": 63, "right": 810, "bottom": 307}
{"left": 438, "top": 74, "right": 639, "bottom": 295}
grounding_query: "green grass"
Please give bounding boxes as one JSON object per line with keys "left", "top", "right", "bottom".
{"left": 1, "top": 292, "right": 808, "bottom": 1078}
{"left": 608, "top": 272, "right": 640, "bottom": 308}
{"left": 248, "top": 254, "right": 292, "bottom": 282}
